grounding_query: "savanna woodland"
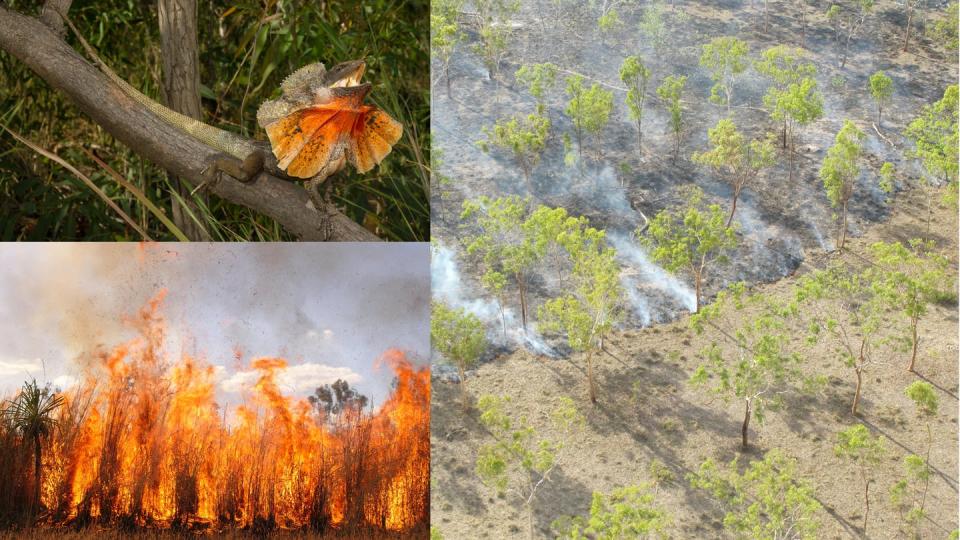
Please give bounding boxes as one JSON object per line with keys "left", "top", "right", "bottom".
{"left": 0, "top": 0, "right": 429, "bottom": 241}
{"left": 0, "top": 293, "right": 430, "bottom": 536}
{"left": 430, "top": 0, "right": 959, "bottom": 538}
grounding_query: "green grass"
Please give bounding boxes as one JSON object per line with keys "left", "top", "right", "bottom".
{"left": 0, "top": 0, "right": 429, "bottom": 240}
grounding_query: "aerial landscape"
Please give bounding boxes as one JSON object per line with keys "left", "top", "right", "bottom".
{"left": 430, "top": 0, "right": 958, "bottom": 538}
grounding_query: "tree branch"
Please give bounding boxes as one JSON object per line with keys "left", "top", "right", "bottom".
{"left": 0, "top": 6, "right": 378, "bottom": 242}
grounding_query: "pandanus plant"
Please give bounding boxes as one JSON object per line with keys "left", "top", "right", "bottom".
{"left": 3, "top": 380, "right": 64, "bottom": 518}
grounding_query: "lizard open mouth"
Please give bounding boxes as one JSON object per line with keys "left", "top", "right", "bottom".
{"left": 329, "top": 61, "right": 366, "bottom": 89}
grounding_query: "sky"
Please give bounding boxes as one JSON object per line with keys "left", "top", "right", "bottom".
{"left": 0, "top": 243, "right": 429, "bottom": 408}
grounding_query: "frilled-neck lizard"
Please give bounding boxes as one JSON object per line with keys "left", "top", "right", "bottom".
{"left": 63, "top": 15, "right": 402, "bottom": 212}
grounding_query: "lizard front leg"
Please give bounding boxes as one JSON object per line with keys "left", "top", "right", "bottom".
{"left": 199, "top": 150, "right": 265, "bottom": 185}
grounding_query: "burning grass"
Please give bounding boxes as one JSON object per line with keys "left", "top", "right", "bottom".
{"left": 0, "top": 292, "right": 429, "bottom": 535}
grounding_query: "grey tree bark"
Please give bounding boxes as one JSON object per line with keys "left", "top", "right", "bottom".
{"left": 158, "top": 0, "right": 209, "bottom": 240}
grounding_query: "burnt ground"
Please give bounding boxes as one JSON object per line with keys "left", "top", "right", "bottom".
{"left": 431, "top": 188, "right": 959, "bottom": 539}
{"left": 430, "top": 0, "right": 959, "bottom": 538}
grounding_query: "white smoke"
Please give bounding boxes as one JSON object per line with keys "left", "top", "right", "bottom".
{"left": 608, "top": 233, "right": 698, "bottom": 314}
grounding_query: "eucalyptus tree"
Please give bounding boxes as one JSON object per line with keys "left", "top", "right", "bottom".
{"left": 473, "top": 0, "right": 520, "bottom": 80}
{"left": 479, "top": 112, "right": 551, "bottom": 190}
{"left": 869, "top": 70, "right": 892, "bottom": 125}
{"left": 656, "top": 75, "right": 687, "bottom": 162}
{"left": 819, "top": 120, "right": 865, "bottom": 252}
{"left": 890, "top": 381, "right": 939, "bottom": 536}
{"left": 431, "top": 301, "right": 488, "bottom": 405}
{"left": 699, "top": 36, "right": 749, "bottom": 109}
{"left": 826, "top": 0, "right": 875, "bottom": 68}
{"left": 638, "top": 187, "right": 737, "bottom": 312}
{"left": 755, "top": 45, "right": 821, "bottom": 150}
{"left": 620, "top": 55, "right": 652, "bottom": 154}
{"left": 515, "top": 63, "right": 559, "bottom": 113}
{"left": 553, "top": 484, "right": 671, "bottom": 538}
{"left": 690, "top": 283, "right": 811, "bottom": 449}
{"left": 431, "top": 0, "right": 464, "bottom": 96}
{"left": 905, "top": 85, "right": 959, "bottom": 191}
{"left": 565, "top": 75, "right": 614, "bottom": 160}
{"left": 835, "top": 424, "right": 885, "bottom": 534}
{"left": 692, "top": 118, "right": 776, "bottom": 226}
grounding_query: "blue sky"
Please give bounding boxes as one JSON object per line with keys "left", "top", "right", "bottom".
{"left": 0, "top": 243, "right": 429, "bottom": 408}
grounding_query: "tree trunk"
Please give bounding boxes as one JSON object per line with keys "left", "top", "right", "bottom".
{"left": 908, "top": 316, "right": 919, "bottom": 372}
{"left": 903, "top": 4, "right": 914, "bottom": 52}
{"left": 837, "top": 201, "right": 848, "bottom": 252}
{"left": 586, "top": 348, "right": 597, "bottom": 404}
{"left": 637, "top": 117, "right": 643, "bottom": 154}
{"left": 33, "top": 434, "right": 42, "bottom": 517}
{"left": 694, "top": 271, "right": 702, "bottom": 313}
{"left": 518, "top": 277, "right": 528, "bottom": 330}
{"left": 852, "top": 364, "right": 863, "bottom": 415}
{"left": 726, "top": 185, "right": 741, "bottom": 228}
{"left": 741, "top": 399, "right": 752, "bottom": 449}
{"left": 458, "top": 364, "right": 469, "bottom": 408}
{"left": 158, "top": 0, "right": 209, "bottom": 241}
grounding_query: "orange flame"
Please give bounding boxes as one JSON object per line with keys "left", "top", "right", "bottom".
{"left": 24, "top": 292, "right": 428, "bottom": 533}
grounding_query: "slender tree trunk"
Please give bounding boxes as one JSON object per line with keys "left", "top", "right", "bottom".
{"left": 458, "top": 364, "right": 469, "bottom": 408}
{"left": 920, "top": 422, "right": 931, "bottom": 513}
{"left": 586, "top": 348, "right": 597, "bottom": 404}
{"left": 445, "top": 64, "right": 452, "bottom": 98}
{"left": 837, "top": 201, "right": 848, "bottom": 252}
{"left": 852, "top": 364, "right": 863, "bottom": 415}
{"left": 694, "top": 270, "right": 702, "bottom": 313}
{"left": 726, "top": 184, "right": 741, "bottom": 228}
{"left": 903, "top": 4, "right": 914, "bottom": 52}
{"left": 637, "top": 117, "right": 643, "bottom": 154}
{"left": 158, "top": 0, "right": 209, "bottom": 240}
{"left": 908, "top": 316, "right": 919, "bottom": 372}
{"left": 741, "top": 399, "right": 752, "bottom": 448}
{"left": 518, "top": 276, "right": 528, "bottom": 330}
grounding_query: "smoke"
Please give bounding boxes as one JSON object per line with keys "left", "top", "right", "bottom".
{"left": 431, "top": 243, "right": 556, "bottom": 358}
{"left": 608, "top": 233, "right": 697, "bottom": 316}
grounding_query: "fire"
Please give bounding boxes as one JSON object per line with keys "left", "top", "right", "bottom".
{"left": 13, "top": 292, "right": 429, "bottom": 533}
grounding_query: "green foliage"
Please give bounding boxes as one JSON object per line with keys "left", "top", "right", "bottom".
{"left": 834, "top": 424, "right": 885, "bottom": 471}
{"left": 905, "top": 85, "right": 959, "bottom": 186}
{"left": 763, "top": 77, "right": 823, "bottom": 150}
{"left": 430, "top": 526, "right": 444, "bottom": 540}
{"left": 638, "top": 187, "right": 737, "bottom": 311}
{"left": 0, "top": 0, "right": 429, "bottom": 240}
{"left": 598, "top": 9, "right": 623, "bottom": 34}
{"left": 515, "top": 63, "right": 559, "bottom": 111}
{"left": 692, "top": 118, "right": 776, "bottom": 224}
{"left": 869, "top": 71, "right": 893, "bottom": 123}
{"left": 639, "top": 1, "right": 667, "bottom": 53}
{"left": 656, "top": 75, "right": 687, "bottom": 160}
{"left": 473, "top": 0, "right": 520, "bottom": 79}
{"left": 689, "top": 284, "right": 808, "bottom": 447}
{"left": 754, "top": 45, "right": 816, "bottom": 87}
{"left": 699, "top": 36, "right": 749, "bottom": 107}
{"left": 430, "top": 301, "right": 487, "bottom": 382}
{"left": 479, "top": 112, "right": 551, "bottom": 182}
{"left": 538, "top": 210, "right": 623, "bottom": 402}
{"left": 688, "top": 449, "right": 821, "bottom": 540}
{"left": 461, "top": 195, "right": 540, "bottom": 329}
{"left": 432, "top": 0, "right": 464, "bottom": 94}
{"left": 620, "top": 55, "right": 652, "bottom": 152}
{"left": 819, "top": 120, "right": 865, "bottom": 250}
{"left": 565, "top": 75, "right": 614, "bottom": 158}
{"left": 905, "top": 381, "right": 938, "bottom": 416}
{"left": 867, "top": 239, "right": 952, "bottom": 370}
{"left": 553, "top": 484, "right": 671, "bottom": 539}
{"left": 879, "top": 162, "right": 896, "bottom": 194}
{"left": 890, "top": 454, "right": 932, "bottom": 532}
{"left": 927, "top": 1, "right": 959, "bottom": 51}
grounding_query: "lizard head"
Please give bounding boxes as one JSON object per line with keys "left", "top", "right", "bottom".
{"left": 323, "top": 60, "right": 366, "bottom": 88}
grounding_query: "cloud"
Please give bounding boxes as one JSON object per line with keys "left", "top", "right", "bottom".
{"left": 0, "top": 357, "right": 43, "bottom": 377}
{"left": 52, "top": 375, "right": 78, "bottom": 390}
{"left": 219, "top": 362, "right": 360, "bottom": 394}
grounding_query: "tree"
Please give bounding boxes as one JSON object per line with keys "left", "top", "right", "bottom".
{"left": 688, "top": 449, "right": 821, "bottom": 539}
{"left": 309, "top": 379, "right": 369, "bottom": 424}
{"left": 432, "top": 0, "right": 464, "bottom": 96}
{"left": 692, "top": 119, "right": 776, "bottom": 226}
{"left": 637, "top": 187, "right": 737, "bottom": 312}
{"left": 819, "top": 120, "right": 865, "bottom": 252}
{"left": 476, "top": 394, "right": 583, "bottom": 539}
{"left": 796, "top": 262, "right": 895, "bottom": 415}
{"left": 431, "top": 301, "right": 487, "bottom": 404}
{"left": 690, "top": 284, "right": 810, "bottom": 449}
{"left": 926, "top": 1, "right": 959, "bottom": 51}
{"left": 461, "top": 195, "right": 541, "bottom": 329}
{"left": 539, "top": 220, "right": 623, "bottom": 404}
{"left": 867, "top": 240, "right": 951, "bottom": 372}
{"left": 868, "top": 71, "right": 892, "bottom": 125}
{"left": 834, "top": 424, "right": 885, "bottom": 534}
{"left": 826, "top": 0, "right": 874, "bottom": 68}
{"left": 656, "top": 75, "right": 687, "bottom": 161}
{"left": 905, "top": 85, "right": 959, "bottom": 190}
{"left": 515, "top": 63, "right": 559, "bottom": 113}
{"left": 2, "top": 380, "right": 64, "bottom": 517}
{"left": 900, "top": 0, "right": 923, "bottom": 52}
{"left": 552, "top": 484, "right": 671, "bottom": 539}
{"left": 620, "top": 55, "right": 652, "bottom": 154}
{"left": 565, "top": 75, "right": 614, "bottom": 160}
{"left": 699, "top": 36, "right": 749, "bottom": 108}
{"left": 891, "top": 382, "right": 939, "bottom": 536}
{"left": 755, "top": 45, "right": 821, "bottom": 154}
{"left": 639, "top": 1, "right": 667, "bottom": 54}
{"left": 473, "top": 0, "right": 520, "bottom": 80}
{"left": 478, "top": 112, "right": 551, "bottom": 190}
